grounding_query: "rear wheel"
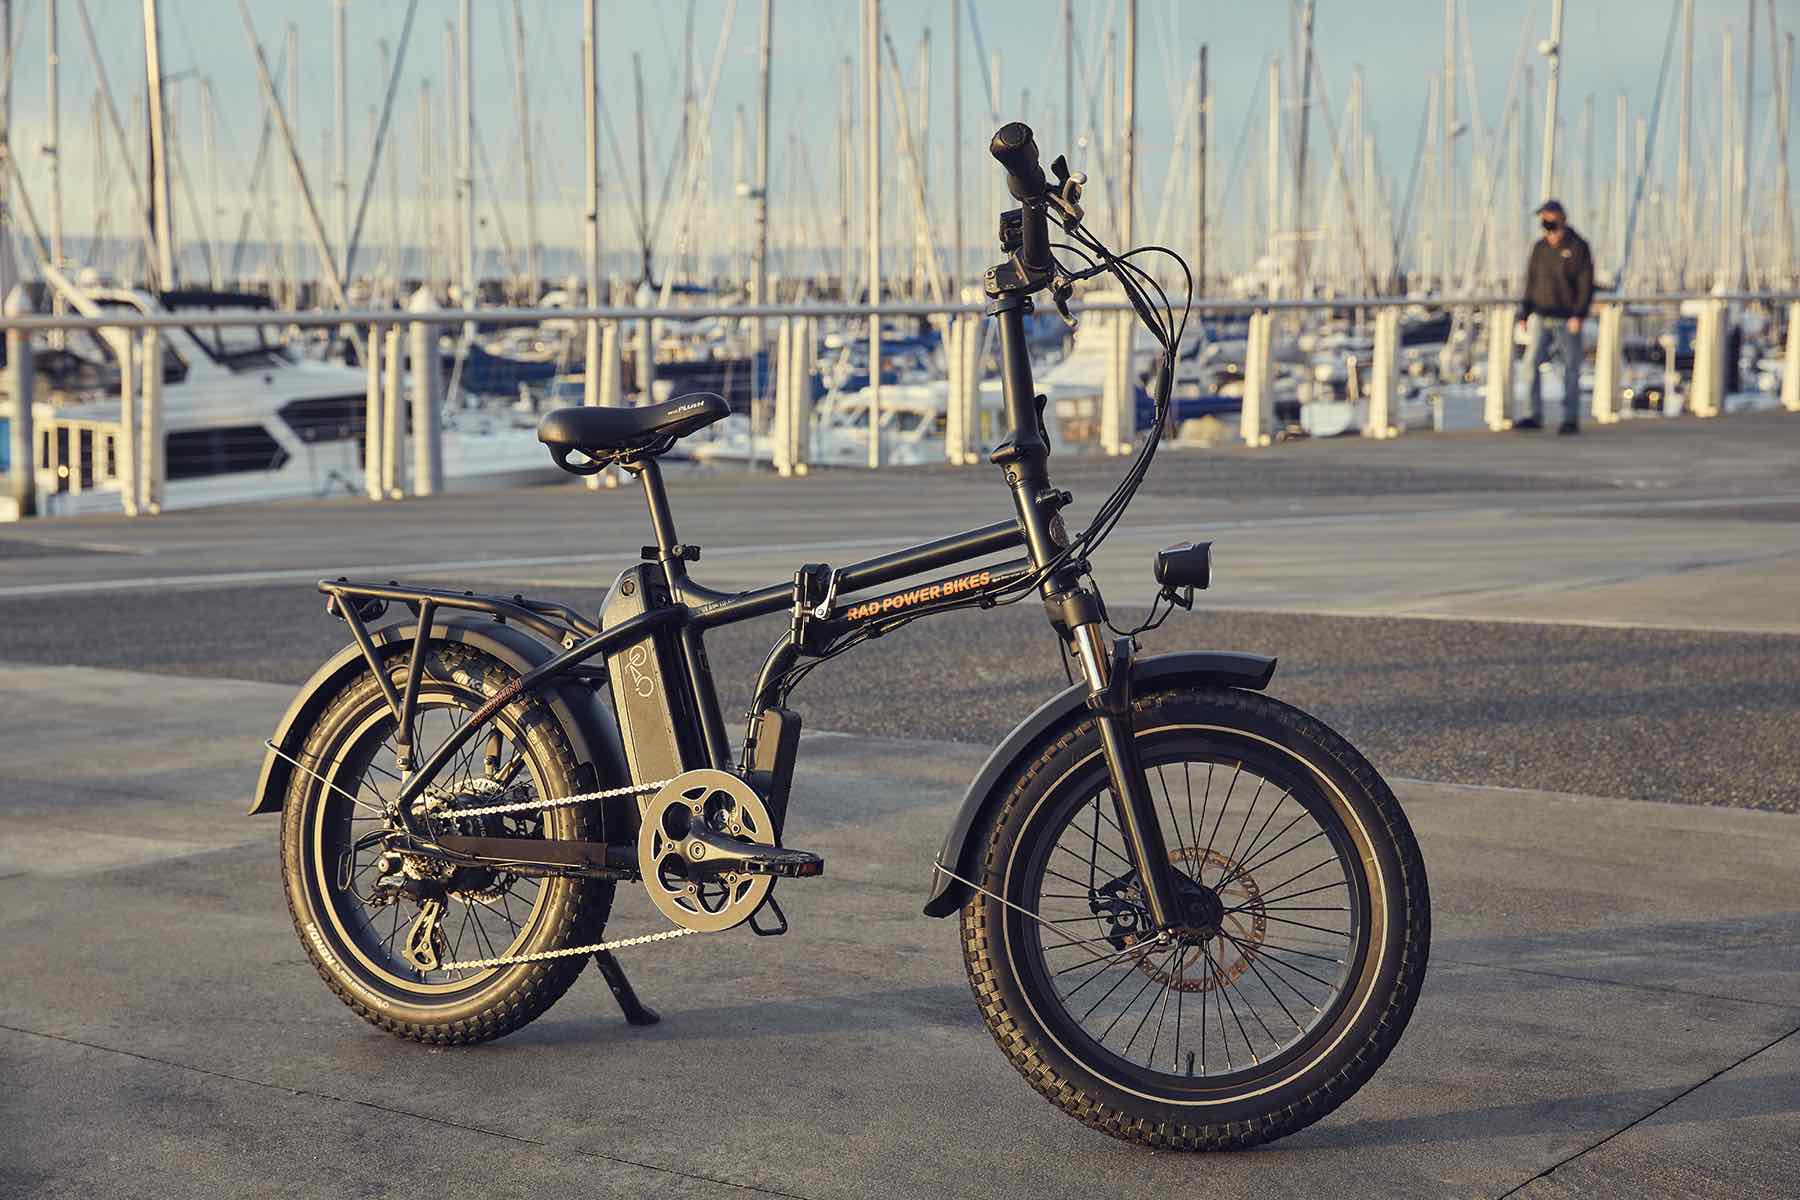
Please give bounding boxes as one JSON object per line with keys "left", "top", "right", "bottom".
{"left": 959, "top": 686, "right": 1429, "bottom": 1149}
{"left": 280, "top": 643, "right": 610, "bottom": 1044}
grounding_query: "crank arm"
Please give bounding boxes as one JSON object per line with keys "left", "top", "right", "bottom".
{"left": 681, "top": 827, "right": 825, "bottom": 879}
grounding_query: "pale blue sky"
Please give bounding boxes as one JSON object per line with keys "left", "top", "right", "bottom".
{"left": 3, "top": 0, "right": 1791, "bottom": 277}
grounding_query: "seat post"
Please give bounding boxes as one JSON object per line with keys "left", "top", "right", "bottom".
{"left": 624, "top": 457, "right": 681, "bottom": 560}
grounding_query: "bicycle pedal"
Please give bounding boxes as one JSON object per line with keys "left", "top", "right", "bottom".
{"left": 746, "top": 848, "right": 824, "bottom": 879}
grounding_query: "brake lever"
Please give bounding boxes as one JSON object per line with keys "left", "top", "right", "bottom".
{"left": 1050, "top": 278, "right": 1078, "bottom": 330}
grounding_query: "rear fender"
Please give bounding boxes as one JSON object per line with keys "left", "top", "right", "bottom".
{"left": 248, "top": 616, "right": 628, "bottom": 815}
{"left": 920, "top": 650, "right": 1276, "bottom": 917}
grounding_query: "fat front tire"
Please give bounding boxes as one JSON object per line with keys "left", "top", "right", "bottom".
{"left": 280, "top": 643, "right": 612, "bottom": 1044}
{"left": 959, "top": 686, "right": 1429, "bottom": 1150}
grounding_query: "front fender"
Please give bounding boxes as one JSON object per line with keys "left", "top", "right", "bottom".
{"left": 248, "top": 616, "right": 629, "bottom": 815}
{"left": 920, "top": 650, "right": 1276, "bottom": 917}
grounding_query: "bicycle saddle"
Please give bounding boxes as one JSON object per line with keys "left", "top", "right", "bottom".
{"left": 537, "top": 393, "right": 730, "bottom": 470}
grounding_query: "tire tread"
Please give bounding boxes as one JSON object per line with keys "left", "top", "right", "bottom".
{"left": 958, "top": 686, "right": 1430, "bottom": 1150}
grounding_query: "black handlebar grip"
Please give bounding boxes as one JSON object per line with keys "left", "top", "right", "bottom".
{"left": 990, "top": 122, "right": 1048, "bottom": 202}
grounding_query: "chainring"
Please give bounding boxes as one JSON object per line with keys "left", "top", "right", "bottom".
{"left": 637, "top": 769, "right": 776, "bottom": 933}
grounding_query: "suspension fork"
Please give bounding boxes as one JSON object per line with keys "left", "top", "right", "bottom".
{"left": 1065, "top": 613, "right": 1186, "bottom": 932}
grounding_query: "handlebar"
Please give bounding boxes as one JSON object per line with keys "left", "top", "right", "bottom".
{"left": 989, "top": 122, "right": 1053, "bottom": 276}
{"left": 989, "top": 122, "right": 1047, "bottom": 201}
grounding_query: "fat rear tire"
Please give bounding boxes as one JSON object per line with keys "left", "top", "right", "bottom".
{"left": 280, "top": 643, "right": 611, "bottom": 1044}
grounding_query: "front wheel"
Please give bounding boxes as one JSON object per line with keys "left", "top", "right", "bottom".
{"left": 959, "top": 686, "right": 1429, "bottom": 1150}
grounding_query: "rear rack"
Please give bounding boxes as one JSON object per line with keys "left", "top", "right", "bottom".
{"left": 319, "top": 577, "right": 599, "bottom": 645}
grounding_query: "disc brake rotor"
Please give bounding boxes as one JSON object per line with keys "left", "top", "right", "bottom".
{"left": 637, "top": 769, "right": 775, "bottom": 933}
{"left": 1132, "top": 846, "right": 1267, "bottom": 993}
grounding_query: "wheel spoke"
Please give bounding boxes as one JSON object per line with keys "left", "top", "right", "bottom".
{"left": 1022, "top": 746, "right": 1368, "bottom": 1086}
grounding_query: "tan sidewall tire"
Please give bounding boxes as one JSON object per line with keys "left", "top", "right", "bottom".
{"left": 959, "top": 686, "right": 1429, "bottom": 1150}
{"left": 279, "top": 643, "right": 612, "bottom": 1045}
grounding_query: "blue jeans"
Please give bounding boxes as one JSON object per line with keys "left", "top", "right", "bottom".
{"left": 1528, "top": 319, "right": 1582, "bottom": 427}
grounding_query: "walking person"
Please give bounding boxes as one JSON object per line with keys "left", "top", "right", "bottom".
{"left": 1515, "top": 200, "right": 1595, "bottom": 434}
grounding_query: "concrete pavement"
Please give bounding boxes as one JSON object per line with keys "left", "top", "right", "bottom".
{"left": 3, "top": 664, "right": 1798, "bottom": 1199}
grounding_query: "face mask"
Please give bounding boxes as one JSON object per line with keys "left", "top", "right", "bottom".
{"left": 1541, "top": 218, "right": 1560, "bottom": 232}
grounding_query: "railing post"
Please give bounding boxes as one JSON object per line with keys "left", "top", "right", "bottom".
{"left": 1484, "top": 305, "right": 1516, "bottom": 431}
{"left": 409, "top": 288, "right": 444, "bottom": 496}
{"left": 363, "top": 321, "right": 384, "bottom": 500}
{"left": 69, "top": 426, "right": 86, "bottom": 497}
{"left": 1782, "top": 301, "right": 1800, "bottom": 413}
{"left": 1102, "top": 310, "right": 1136, "bottom": 455}
{"left": 4, "top": 287, "right": 37, "bottom": 518}
{"left": 637, "top": 315, "right": 657, "bottom": 403}
{"left": 965, "top": 315, "right": 984, "bottom": 458}
{"left": 771, "top": 316, "right": 793, "bottom": 476}
{"left": 945, "top": 316, "right": 974, "bottom": 465}
{"left": 1690, "top": 299, "right": 1726, "bottom": 417}
{"left": 140, "top": 327, "right": 164, "bottom": 514}
{"left": 382, "top": 324, "right": 405, "bottom": 496}
{"left": 1366, "top": 306, "right": 1400, "bottom": 438}
{"left": 588, "top": 318, "right": 623, "bottom": 490}
{"left": 116, "top": 327, "right": 137, "bottom": 516}
{"left": 1591, "top": 302, "right": 1623, "bottom": 425}
{"left": 792, "top": 316, "right": 813, "bottom": 476}
{"left": 1240, "top": 308, "right": 1274, "bottom": 447}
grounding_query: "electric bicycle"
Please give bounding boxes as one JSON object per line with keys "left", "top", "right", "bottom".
{"left": 255, "top": 123, "right": 1429, "bottom": 1150}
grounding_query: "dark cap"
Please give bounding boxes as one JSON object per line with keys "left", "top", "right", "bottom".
{"left": 1535, "top": 199, "right": 1566, "bottom": 217}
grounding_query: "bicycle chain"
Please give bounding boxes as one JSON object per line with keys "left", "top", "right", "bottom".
{"left": 432, "top": 777, "right": 693, "bottom": 970}
{"left": 426, "top": 775, "right": 673, "bottom": 819}
{"left": 440, "top": 924, "right": 698, "bottom": 971}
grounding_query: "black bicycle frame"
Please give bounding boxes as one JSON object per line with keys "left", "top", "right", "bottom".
{"left": 316, "top": 183, "right": 1188, "bottom": 933}
{"left": 316, "top": 463, "right": 1029, "bottom": 835}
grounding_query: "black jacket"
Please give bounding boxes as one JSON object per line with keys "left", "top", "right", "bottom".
{"left": 1519, "top": 228, "right": 1595, "bottom": 320}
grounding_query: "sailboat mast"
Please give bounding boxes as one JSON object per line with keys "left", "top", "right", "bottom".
{"left": 950, "top": 0, "right": 962, "bottom": 291}
{"left": 1539, "top": 0, "right": 1564, "bottom": 199}
{"left": 633, "top": 52, "right": 650, "bottom": 283}
{"left": 287, "top": 21, "right": 301, "bottom": 305}
{"left": 839, "top": 56, "right": 853, "bottom": 296}
{"left": 865, "top": 0, "right": 882, "bottom": 469}
{"left": 143, "top": 0, "right": 176, "bottom": 289}
{"left": 1063, "top": 0, "right": 1073, "bottom": 152}
{"left": 47, "top": 0, "right": 62, "bottom": 281}
{"left": 753, "top": 0, "right": 772, "bottom": 308}
{"left": 583, "top": 0, "right": 601, "bottom": 306}
{"left": 1293, "top": 0, "right": 1314, "bottom": 293}
{"left": 202, "top": 77, "right": 220, "bottom": 288}
{"left": 514, "top": 0, "right": 540, "bottom": 298}
{"left": 1441, "top": 0, "right": 1455, "bottom": 292}
{"left": 1267, "top": 57, "right": 1280, "bottom": 294}
{"left": 1122, "top": 0, "right": 1135, "bottom": 251}
{"left": 333, "top": 0, "right": 348, "bottom": 282}
{"left": 1198, "top": 43, "right": 1208, "bottom": 294}
{"left": 460, "top": 0, "right": 475, "bottom": 304}
{"left": 419, "top": 79, "right": 433, "bottom": 295}
{"left": 1740, "top": 0, "right": 1755, "bottom": 288}
{"left": 1677, "top": 0, "right": 1693, "bottom": 285}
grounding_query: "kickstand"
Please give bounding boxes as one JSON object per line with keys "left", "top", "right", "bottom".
{"left": 593, "top": 950, "right": 661, "bottom": 1026}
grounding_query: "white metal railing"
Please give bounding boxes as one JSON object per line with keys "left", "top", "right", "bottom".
{"left": 3, "top": 287, "right": 1797, "bottom": 519}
